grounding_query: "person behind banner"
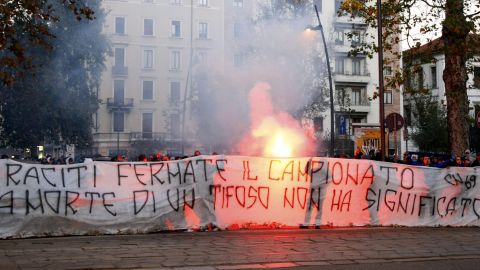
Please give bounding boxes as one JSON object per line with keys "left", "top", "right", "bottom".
{"left": 354, "top": 146, "right": 364, "bottom": 159}
{"left": 421, "top": 156, "right": 450, "bottom": 168}
{"left": 138, "top": 154, "right": 148, "bottom": 162}
{"left": 398, "top": 152, "right": 413, "bottom": 165}
{"left": 471, "top": 152, "right": 480, "bottom": 167}
{"left": 463, "top": 157, "right": 472, "bottom": 167}
{"left": 449, "top": 156, "right": 464, "bottom": 167}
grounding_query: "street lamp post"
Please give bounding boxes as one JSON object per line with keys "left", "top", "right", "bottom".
{"left": 307, "top": 5, "right": 335, "bottom": 157}
{"left": 377, "top": 0, "right": 386, "bottom": 161}
{"left": 181, "top": 0, "right": 194, "bottom": 156}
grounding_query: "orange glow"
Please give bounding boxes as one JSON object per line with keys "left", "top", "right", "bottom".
{"left": 267, "top": 133, "right": 292, "bottom": 158}
{"left": 236, "top": 83, "right": 316, "bottom": 157}
{"left": 301, "top": 28, "right": 317, "bottom": 44}
{"left": 252, "top": 117, "right": 305, "bottom": 158}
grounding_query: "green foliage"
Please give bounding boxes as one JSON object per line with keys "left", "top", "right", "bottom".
{"left": 0, "top": 0, "right": 95, "bottom": 85}
{"left": 410, "top": 93, "right": 449, "bottom": 153}
{"left": 0, "top": 0, "right": 109, "bottom": 148}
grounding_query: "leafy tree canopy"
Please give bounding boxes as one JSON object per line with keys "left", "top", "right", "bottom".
{"left": 0, "top": 0, "right": 95, "bottom": 85}
{"left": 0, "top": 0, "right": 108, "bottom": 149}
{"left": 410, "top": 93, "right": 449, "bottom": 153}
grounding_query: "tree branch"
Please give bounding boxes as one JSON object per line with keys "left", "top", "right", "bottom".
{"left": 419, "top": 0, "right": 445, "bottom": 9}
{"left": 466, "top": 10, "right": 480, "bottom": 18}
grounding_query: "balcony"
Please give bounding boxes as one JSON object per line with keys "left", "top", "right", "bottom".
{"left": 106, "top": 98, "right": 134, "bottom": 111}
{"left": 130, "top": 132, "right": 166, "bottom": 143}
{"left": 112, "top": 66, "right": 128, "bottom": 76}
{"left": 169, "top": 99, "right": 182, "bottom": 108}
{"left": 336, "top": 88, "right": 371, "bottom": 113}
{"left": 334, "top": 71, "right": 371, "bottom": 83}
{"left": 92, "top": 132, "right": 130, "bottom": 143}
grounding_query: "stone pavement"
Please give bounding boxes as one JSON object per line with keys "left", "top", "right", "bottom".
{"left": 1, "top": 227, "right": 480, "bottom": 270}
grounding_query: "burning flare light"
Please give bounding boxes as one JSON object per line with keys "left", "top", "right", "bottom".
{"left": 237, "top": 82, "right": 316, "bottom": 158}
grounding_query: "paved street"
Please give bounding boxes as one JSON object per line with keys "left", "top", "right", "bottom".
{"left": 1, "top": 227, "right": 480, "bottom": 270}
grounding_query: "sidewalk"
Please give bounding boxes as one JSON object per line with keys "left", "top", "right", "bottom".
{"left": 1, "top": 227, "right": 480, "bottom": 270}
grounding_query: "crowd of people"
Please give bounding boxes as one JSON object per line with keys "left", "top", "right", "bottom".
{"left": 353, "top": 147, "right": 480, "bottom": 168}
{"left": 39, "top": 155, "right": 74, "bottom": 165}
{"left": 3, "top": 149, "right": 480, "bottom": 168}
{"left": 108, "top": 150, "right": 208, "bottom": 162}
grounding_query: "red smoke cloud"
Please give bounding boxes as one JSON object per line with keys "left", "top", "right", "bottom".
{"left": 236, "top": 82, "right": 316, "bottom": 157}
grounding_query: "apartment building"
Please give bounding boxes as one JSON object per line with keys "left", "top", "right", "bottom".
{"left": 313, "top": 1, "right": 401, "bottom": 155}
{"left": 402, "top": 37, "right": 480, "bottom": 152}
{"left": 92, "top": 0, "right": 400, "bottom": 158}
{"left": 94, "top": 0, "right": 227, "bottom": 157}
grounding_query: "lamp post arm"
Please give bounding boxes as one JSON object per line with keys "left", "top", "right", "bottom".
{"left": 315, "top": 5, "right": 322, "bottom": 28}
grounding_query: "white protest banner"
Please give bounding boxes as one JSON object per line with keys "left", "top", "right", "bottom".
{"left": 0, "top": 156, "right": 479, "bottom": 238}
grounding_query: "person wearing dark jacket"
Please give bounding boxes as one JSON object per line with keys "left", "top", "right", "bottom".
{"left": 471, "top": 152, "right": 480, "bottom": 167}
{"left": 421, "top": 156, "right": 450, "bottom": 168}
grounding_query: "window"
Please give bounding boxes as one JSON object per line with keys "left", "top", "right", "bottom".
{"left": 171, "top": 20, "right": 181, "bottom": 37}
{"left": 313, "top": 117, "right": 323, "bottom": 132}
{"left": 113, "top": 80, "right": 125, "bottom": 104}
{"left": 351, "top": 32, "right": 361, "bottom": 46}
{"left": 198, "top": 0, "right": 208, "bottom": 6}
{"left": 142, "top": 113, "right": 153, "bottom": 139}
{"left": 144, "top": 19, "right": 154, "bottom": 36}
{"left": 431, "top": 66, "right": 437, "bottom": 89}
{"left": 233, "top": 0, "right": 243, "bottom": 7}
{"left": 334, "top": 30, "right": 344, "bottom": 45}
{"left": 414, "top": 69, "right": 424, "bottom": 89}
{"left": 234, "top": 22, "right": 242, "bottom": 38}
{"left": 352, "top": 59, "right": 361, "bottom": 75}
{"left": 337, "top": 87, "right": 346, "bottom": 106}
{"left": 170, "top": 81, "right": 181, "bottom": 103}
{"left": 385, "top": 91, "right": 393, "bottom": 104}
{"left": 352, "top": 89, "right": 361, "bottom": 105}
{"left": 143, "top": 80, "right": 153, "bottom": 100}
{"left": 170, "top": 50, "right": 181, "bottom": 70}
{"left": 114, "top": 48, "right": 125, "bottom": 67}
{"left": 384, "top": 66, "right": 392, "bottom": 76}
{"left": 199, "top": 22, "right": 208, "bottom": 39}
{"left": 113, "top": 112, "right": 124, "bottom": 132}
{"left": 335, "top": 58, "right": 344, "bottom": 74}
{"left": 170, "top": 113, "right": 181, "bottom": 137}
{"left": 404, "top": 104, "right": 412, "bottom": 126}
{"left": 473, "top": 66, "right": 480, "bottom": 88}
{"left": 234, "top": 53, "right": 243, "bottom": 66}
{"left": 143, "top": 49, "right": 154, "bottom": 69}
{"left": 115, "top": 17, "right": 125, "bottom": 34}
{"left": 196, "top": 51, "right": 208, "bottom": 64}
{"left": 352, "top": 117, "right": 362, "bottom": 124}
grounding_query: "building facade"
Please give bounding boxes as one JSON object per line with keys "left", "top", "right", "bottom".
{"left": 402, "top": 37, "right": 480, "bottom": 152}
{"left": 93, "top": 0, "right": 400, "bottom": 158}
{"left": 94, "top": 0, "right": 228, "bottom": 158}
{"left": 314, "top": 1, "right": 402, "bottom": 156}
